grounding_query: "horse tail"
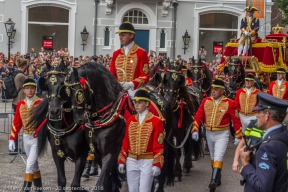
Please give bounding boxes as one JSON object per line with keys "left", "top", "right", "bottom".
{"left": 28, "top": 97, "right": 49, "bottom": 157}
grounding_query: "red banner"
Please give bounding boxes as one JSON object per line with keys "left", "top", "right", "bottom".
{"left": 246, "top": 0, "right": 265, "bottom": 18}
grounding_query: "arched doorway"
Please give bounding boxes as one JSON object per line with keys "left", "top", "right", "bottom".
{"left": 122, "top": 9, "right": 150, "bottom": 52}
{"left": 28, "top": 6, "right": 69, "bottom": 54}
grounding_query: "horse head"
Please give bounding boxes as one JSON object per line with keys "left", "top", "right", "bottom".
{"left": 188, "top": 57, "right": 203, "bottom": 89}
{"left": 38, "top": 59, "right": 68, "bottom": 120}
{"left": 226, "top": 57, "right": 243, "bottom": 94}
{"left": 162, "top": 59, "right": 185, "bottom": 103}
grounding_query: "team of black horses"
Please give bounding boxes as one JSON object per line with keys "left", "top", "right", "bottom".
{"left": 28, "top": 57, "right": 258, "bottom": 192}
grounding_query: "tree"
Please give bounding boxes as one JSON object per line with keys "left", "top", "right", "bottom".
{"left": 275, "top": 0, "right": 288, "bottom": 25}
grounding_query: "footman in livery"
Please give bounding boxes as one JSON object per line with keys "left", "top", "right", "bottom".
{"left": 8, "top": 79, "right": 42, "bottom": 192}
{"left": 118, "top": 89, "right": 164, "bottom": 192}
{"left": 267, "top": 68, "right": 288, "bottom": 101}
{"left": 191, "top": 79, "right": 242, "bottom": 192}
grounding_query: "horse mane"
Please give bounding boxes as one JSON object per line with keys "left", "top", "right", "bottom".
{"left": 150, "top": 62, "right": 160, "bottom": 78}
{"left": 78, "top": 62, "right": 123, "bottom": 108}
{"left": 29, "top": 97, "right": 49, "bottom": 130}
{"left": 180, "top": 86, "right": 196, "bottom": 115}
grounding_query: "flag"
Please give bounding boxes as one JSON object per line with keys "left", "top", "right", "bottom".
{"left": 246, "top": 0, "right": 265, "bottom": 18}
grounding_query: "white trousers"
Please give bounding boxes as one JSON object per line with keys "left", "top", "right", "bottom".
{"left": 126, "top": 157, "right": 154, "bottom": 192}
{"left": 206, "top": 130, "right": 229, "bottom": 162}
{"left": 239, "top": 113, "right": 257, "bottom": 133}
{"left": 23, "top": 133, "right": 39, "bottom": 173}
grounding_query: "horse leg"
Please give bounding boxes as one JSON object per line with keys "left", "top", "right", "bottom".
{"left": 183, "top": 137, "right": 193, "bottom": 174}
{"left": 71, "top": 151, "right": 89, "bottom": 192}
{"left": 173, "top": 145, "right": 182, "bottom": 182}
{"left": 51, "top": 149, "right": 66, "bottom": 192}
{"left": 94, "top": 153, "right": 116, "bottom": 192}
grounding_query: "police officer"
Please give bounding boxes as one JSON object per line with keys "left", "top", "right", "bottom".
{"left": 110, "top": 21, "right": 150, "bottom": 97}
{"left": 267, "top": 68, "right": 288, "bottom": 101}
{"left": 118, "top": 89, "right": 164, "bottom": 192}
{"left": 234, "top": 74, "right": 261, "bottom": 134}
{"left": 239, "top": 92, "right": 288, "bottom": 192}
{"left": 191, "top": 79, "right": 242, "bottom": 192}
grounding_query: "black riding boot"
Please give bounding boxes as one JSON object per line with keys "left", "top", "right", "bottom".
{"left": 82, "top": 160, "right": 92, "bottom": 178}
{"left": 209, "top": 168, "right": 221, "bottom": 192}
{"left": 21, "top": 173, "right": 33, "bottom": 192}
{"left": 89, "top": 158, "right": 98, "bottom": 176}
{"left": 33, "top": 171, "right": 42, "bottom": 192}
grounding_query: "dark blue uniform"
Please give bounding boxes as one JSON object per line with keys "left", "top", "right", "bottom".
{"left": 241, "top": 126, "right": 288, "bottom": 192}
{"left": 240, "top": 17, "right": 260, "bottom": 36}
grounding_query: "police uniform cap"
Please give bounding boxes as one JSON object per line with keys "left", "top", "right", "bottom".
{"left": 276, "top": 68, "right": 286, "bottom": 74}
{"left": 245, "top": 73, "right": 255, "bottom": 81}
{"left": 23, "top": 79, "right": 36, "bottom": 88}
{"left": 244, "top": 6, "right": 259, "bottom": 12}
{"left": 117, "top": 21, "right": 135, "bottom": 34}
{"left": 211, "top": 79, "right": 225, "bottom": 89}
{"left": 133, "top": 89, "right": 151, "bottom": 102}
{"left": 253, "top": 92, "right": 288, "bottom": 112}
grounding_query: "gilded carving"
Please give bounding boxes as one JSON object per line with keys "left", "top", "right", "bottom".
{"left": 75, "top": 89, "right": 85, "bottom": 104}
{"left": 50, "top": 75, "right": 57, "bottom": 85}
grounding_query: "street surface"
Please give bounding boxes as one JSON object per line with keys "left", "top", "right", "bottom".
{"left": 1, "top": 100, "right": 287, "bottom": 192}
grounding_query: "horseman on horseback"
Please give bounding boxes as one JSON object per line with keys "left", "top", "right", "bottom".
{"left": 110, "top": 21, "right": 150, "bottom": 97}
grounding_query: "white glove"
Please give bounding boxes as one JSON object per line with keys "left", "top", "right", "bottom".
{"left": 118, "top": 164, "right": 125, "bottom": 174}
{"left": 234, "top": 138, "right": 241, "bottom": 145}
{"left": 9, "top": 140, "right": 15, "bottom": 151}
{"left": 121, "top": 82, "right": 134, "bottom": 91}
{"left": 152, "top": 166, "right": 161, "bottom": 177}
{"left": 244, "top": 31, "right": 249, "bottom": 36}
{"left": 192, "top": 132, "right": 199, "bottom": 141}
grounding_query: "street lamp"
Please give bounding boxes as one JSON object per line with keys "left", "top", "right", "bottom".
{"left": 182, "top": 30, "right": 191, "bottom": 55}
{"left": 4, "top": 17, "right": 16, "bottom": 61}
{"left": 81, "top": 26, "right": 89, "bottom": 51}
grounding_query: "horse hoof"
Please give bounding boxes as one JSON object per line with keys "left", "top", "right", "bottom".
{"left": 174, "top": 176, "right": 182, "bottom": 182}
{"left": 182, "top": 168, "right": 190, "bottom": 173}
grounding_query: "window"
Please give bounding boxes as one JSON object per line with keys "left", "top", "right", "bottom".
{"left": 200, "top": 13, "right": 238, "bottom": 29}
{"left": 160, "top": 29, "right": 165, "bottom": 48}
{"left": 27, "top": 6, "right": 69, "bottom": 53}
{"left": 122, "top": 10, "right": 148, "bottom": 24}
{"left": 104, "top": 27, "right": 110, "bottom": 46}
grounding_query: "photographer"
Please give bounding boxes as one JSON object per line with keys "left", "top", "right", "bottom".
{"left": 239, "top": 92, "right": 288, "bottom": 192}
{"left": 198, "top": 46, "right": 207, "bottom": 62}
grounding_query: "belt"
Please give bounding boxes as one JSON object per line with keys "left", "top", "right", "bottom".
{"left": 240, "top": 112, "right": 257, "bottom": 116}
{"left": 206, "top": 125, "right": 230, "bottom": 131}
{"left": 128, "top": 153, "right": 154, "bottom": 160}
{"left": 23, "top": 129, "right": 35, "bottom": 134}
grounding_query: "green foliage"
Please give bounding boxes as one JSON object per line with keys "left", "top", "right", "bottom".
{"left": 275, "top": 0, "right": 288, "bottom": 25}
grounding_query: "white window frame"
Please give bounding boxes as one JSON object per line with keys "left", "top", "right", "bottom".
{"left": 122, "top": 9, "right": 149, "bottom": 25}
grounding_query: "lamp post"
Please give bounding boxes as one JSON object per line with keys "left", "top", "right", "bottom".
{"left": 182, "top": 30, "right": 191, "bottom": 55}
{"left": 81, "top": 26, "right": 89, "bottom": 51}
{"left": 4, "top": 17, "right": 15, "bottom": 61}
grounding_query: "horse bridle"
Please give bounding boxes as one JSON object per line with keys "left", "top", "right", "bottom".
{"left": 224, "top": 63, "right": 242, "bottom": 89}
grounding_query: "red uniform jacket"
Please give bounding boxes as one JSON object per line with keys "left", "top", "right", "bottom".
{"left": 191, "top": 96, "right": 242, "bottom": 139}
{"left": 267, "top": 80, "right": 288, "bottom": 101}
{"left": 10, "top": 97, "right": 42, "bottom": 141}
{"left": 118, "top": 112, "right": 165, "bottom": 169}
{"left": 110, "top": 44, "right": 150, "bottom": 89}
{"left": 234, "top": 87, "right": 260, "bottom": 116}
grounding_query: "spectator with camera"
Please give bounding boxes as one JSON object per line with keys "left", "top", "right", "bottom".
{"left": 199, "top": 46, "right": 207, "bottom": 62}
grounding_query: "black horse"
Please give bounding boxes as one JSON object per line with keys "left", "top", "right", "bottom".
{"left": 159, "top": 59, "right": 202, "bottom": 181}
{"left": 187, "top": 57, "right": 212, "bottom": 97}
{"left": 224, "top": 57, "right": 262, "bottom": 99}
{"left": 29, "top": 60, "right": 89, "bottom": 192}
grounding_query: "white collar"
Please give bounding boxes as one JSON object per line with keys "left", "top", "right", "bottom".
{"left": 277, "top": 79, "right": 283, "bottom": 86}
{"left": 124, "top": 41, "right": 135, "bottom": 54}
{"left": 26, "top": 95, "right": 36, "bottom": 107}
{"left": 213, "top": 97, "right": 222, "bottom": 105}
{"left": 139, "top": 109, "right": 148, "bottom": 117}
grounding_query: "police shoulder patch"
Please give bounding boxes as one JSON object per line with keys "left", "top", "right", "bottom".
{"left": 258, "top": 162, "right": 270, "bottom": 170}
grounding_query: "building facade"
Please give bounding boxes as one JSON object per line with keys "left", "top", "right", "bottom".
{"left": 0, "top": 0, "right": 274, "bottom": 61}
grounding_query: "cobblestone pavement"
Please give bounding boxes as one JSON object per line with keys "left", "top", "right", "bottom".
{"left": 1, "top": 100, "right": 287, "bottom": 192}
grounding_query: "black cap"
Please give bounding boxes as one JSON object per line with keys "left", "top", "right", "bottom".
{"left": 253, "top": 92, "right": 288, "bottom": 112}
{"left": 23, "top": 79, "right": 36, "bottom": 88}
{"left": 245, "top": 73, "right": 254, "bottom": 81}
{"left": 133, "top": 89, "right": 151, "bottom": 102}
{"left": 117, "top": 21, "right": 135, "bottom": 34}
{"left": 276, "top": 68, "right": 286, "bottom": 74}
{"left": 244, "top": 6, "right": 258, "bottom": 12}
{"left": 211, "top": 79, "right": 225, "bottom": 89}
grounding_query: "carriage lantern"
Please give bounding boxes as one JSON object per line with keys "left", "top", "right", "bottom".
{"left": 182, "top": 30, "right": 191, "bottom": 55}
{"left": 81, "top": 26, "right": 89, "bottom": 51}
{"left": 4, "top": 17, "right": 16, "bottom": 61}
